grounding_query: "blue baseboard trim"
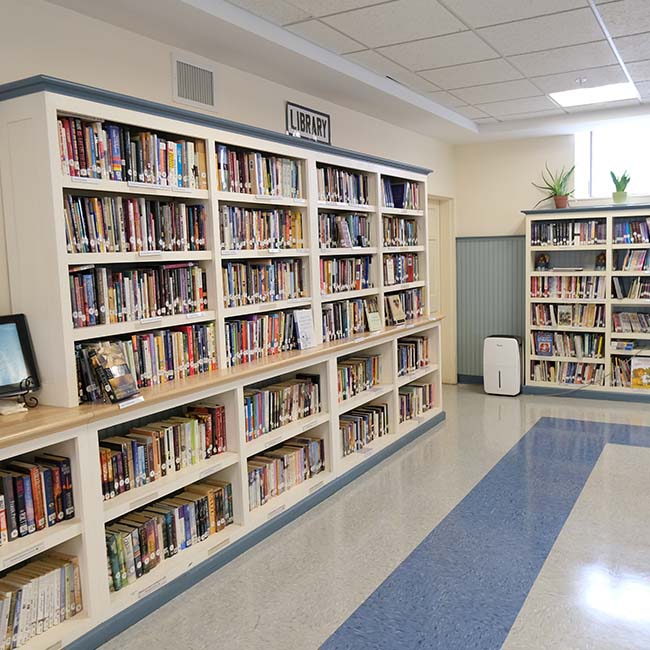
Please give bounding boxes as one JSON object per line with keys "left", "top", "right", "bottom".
{"left": 457, "top": 374, "right": 483, "bottom": 385}
{"left": 68, "top": 410, "right": 446, "bottom": 650}
{"left": 522, "top": 384, "right": 650, "bottom": 403}
{"left": 0, "top": 75, "right": 431, "bottom": 176}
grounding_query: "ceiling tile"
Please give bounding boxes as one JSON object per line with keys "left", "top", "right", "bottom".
{"left": 497, "top": 109, "right": 566, "bottom": 121}
{"left": 477, "top": 8, "right": 605, "bottom": 56}
{"left": 452, "top": 79, "right": 542, "bottom": 104}
{"left": 285, "top": 0, "right": 381, "bottom": 18}
{"left": 564, "top": 98, "right": 640, "bottom": 112}
{"left": 441, "top": 0, "right": 587, "bottom": 29}
{"left": 426, "top": 90, "right": 467, "bottom": 108}
{"left": 508, "top": 41, "right": 617, "bottom": 76}
{"left": 286, "top": 20, "right": 364, "bottom": 53}
{"left": 378, "top": 31, "right": 498, "bottom": 70}
{"left": 226, "top": 0, "right": 311, "bottom": 25}
{"left": 344, "top": 50, "right": 439, "bottom": 92}
{"left": 322, "top": 0, "right": 465, "bottom": 49}
{"left": 475, "top": 117, "right": 499, "bottom": 123}
{"left": 627, "top": 60, "right": 650, "bottom": 81}
{"left": 596, "top": 0, "right": 650, "bottom": 37}
{"left": 477, "top": 95, "right": 558, "bottom": 116}
{"left": 454, "top": 105, "right": 490, "bottom": 118}
{"left": 419, "top": 58, "right": 522, "bottom": 88}
{"left": 532, "top": 65, "right": 627, "bottom": 93}
{"left": 615, "top": 32, "right": 650, "bottom": 63}
{"left": 634, "top": 80, "right": 650, "bottom": 97}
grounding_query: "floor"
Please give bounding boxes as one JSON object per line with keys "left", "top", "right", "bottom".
{"left": 98, "top": 385, "right": 650, "bottom": 650}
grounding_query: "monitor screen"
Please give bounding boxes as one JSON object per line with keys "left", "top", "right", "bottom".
{"left": 0, "top": 322, "right": 28, "bottom": 386}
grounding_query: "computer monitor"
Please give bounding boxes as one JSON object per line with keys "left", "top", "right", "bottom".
{"left": 0, "top": 314, "right": 40, "bottom": 398}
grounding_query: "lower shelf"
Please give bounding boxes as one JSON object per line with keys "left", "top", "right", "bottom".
{"left": 27, "top": 613, "right": 95, "bottom": 650}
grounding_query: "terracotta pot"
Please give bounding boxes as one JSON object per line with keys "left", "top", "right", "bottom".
{"left": 613, "top": 191, "right": 628, "bottom": 204}
{"left": 553, "top": 195, "right": 569, "bottom": 209}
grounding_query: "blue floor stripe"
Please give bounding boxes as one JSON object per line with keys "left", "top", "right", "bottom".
{"left": 322, "top": 417, "right": 650, "bottom": 650}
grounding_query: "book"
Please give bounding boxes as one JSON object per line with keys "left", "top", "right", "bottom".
{"left": 386, "top": 295, "right": 406, "bottom": 324}
{"left": 534, "top": 332, "right": 554, "bottom": 356}
{"left": 87, "top": 341, "right": 140, "bottom": 404}
{"left": 294, "top": 309, "right": 315, "bottom": 350}
{"left": 364, "top": 300, "right": 382, "bottom": 332}
{"left": 631, "top": 357, "right": 650, "bottom": 389}
{"left": 557, "top": 305, "right": 573, "bottom": 327}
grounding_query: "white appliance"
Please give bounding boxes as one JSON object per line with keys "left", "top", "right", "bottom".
{"left": 483, "top": 336, "right": 521, "bottom": 396}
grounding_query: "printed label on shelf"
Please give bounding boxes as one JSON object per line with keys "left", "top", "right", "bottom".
{"left": 221, "top": 250, "right": 237, "bottom": 256}
{"left": 44, "top": 641, "right": 62, "bottom": 650}
{"left": 308, "top": 481, "right": 324, "bottom": 494}
{"left": 3, "top": 542, "right": 44, "bottom": 568}
{"left": 357, "top": 447, "right": 374, "bottom": 456}
{"left": 208, "top": 537, "right": 231, "bottom": 556}
{"left": 138, "top": 576, "right": 168, "bottom": 599}
{"left": 118, "top": 395, "right": 145, "bottom": 409}
{"left": 138, "top": 250, "right": 162, "bottom": 257}
{"left": 199, "top": 464, "right": 223, "bottom": 479}
{"left": 405, "top": 324, "right": 416, "bottom": 330}
{"left": 267, "top": 504, "right": 286, "bottom": 520}
{"left": 186, "top": 312, "right": 206, "bottom": 320}
{"left": 267, "top": 249, "right": 280, "bottom": 254}
{"left": 264, "top": 436, "right": 283, "bottom": 449}
{"left": 139, "top": 316, "right": 163, "bottom": 325}
{"left": 69, "top": 176, "right": 99, "bottom": 184}
{"left": 255, "top": 194, "right": 284, "bottom": 200}
{"left": 174, "top": 186, "right": 191, "bottom": 193}
{"left": 129, "top": 491, "right": 158, "bottom": 510}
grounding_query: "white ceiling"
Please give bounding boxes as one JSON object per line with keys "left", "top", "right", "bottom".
{"left": 44, "top": 0, "right": 650, "bottom": 141}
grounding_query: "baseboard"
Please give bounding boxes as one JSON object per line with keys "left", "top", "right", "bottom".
{"left": 457, "top": 374, "right": 483, "bottom": 385}
{"left": 522, "top": 385, "right": 650, "bottom": 403}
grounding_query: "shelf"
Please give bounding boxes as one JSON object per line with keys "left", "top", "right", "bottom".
{"left": 67, "top": 251, "right": 213, "bottom": 264}
{"left": 320, "top": 288, "right": 378, "bottom": 303}
{"left": 317, "top": 201, "right": 375, "bottom": 213}
{"left": 396, "top": 363, "right": 439, "bottom": 387}
{"left": 530, "top": 244, "right": 607, "bottom": 251}
{"left": 397, "top": 406, "right": 444, "bottom": 437}
{"left": 527, "top": 380, "right": 606, "bottom": 389}
{"left": 530, "top": 270, "right": 606, "bottom": 276}
{"left": 529, "top": 355, "right": 605, "bottom": 364}
{"left": 338, "top": 434, "right": 397, "bottom": 475}
{"left": 0, "top": 519, "right": 82, "bottom": 571}
{"left": 63, "top": 177, "right": 209, "bottom": 200}
{"left": 530, "top": 325, "right": 606, "bottom": 332}
{"left": 381, "top": 207, "right": 424, "bottom": 217}
{"left": 71, "top": 311, "right": 217, "bottom": 341}
{"left": 244, "top": 412, "right": 330, "bottom": 458}
{"left": 216, "top": 191, "right": 307, "bottom": 207}
{"left": 382, "top": 245, "right": 425, "bottom": 254}
{"left": 611, "top": 299, "right": 650, "bottom": 305}
{"left": 103, "top": 451, "right": 240, "bottom": 523}
{"left": 109, "top": 523, "right": 246, "bottom": 617}
{"left": 22, "top": 613, "right": 95, "bottom": 650}
{"left": 613, "top": 243, "right": 650, "bottom": 249}
{"left": 383, "top": 280, "right": 426, "bottom": 292}
{"left": 612, "top": 271, "right": 650, "bottom": 275}
{"left": 611, "top": 332, "right": 650, "bottom": 339}
{"left": 338, "top": 384, "right": 394, "bottom": 415}
{"left": 319, "top": 247, "right": 378, "bottom": 256}
{"left": 609, "top": 348, "right": 650, "bottom": 356}
{"left": 529, "top": 298, "right": 606, "bottom": 304}
{"left": 223, "top": 298, "right": 311, "bottom": 317}
{"left": 220, "top": 248, "right": 310, "bottom": 259}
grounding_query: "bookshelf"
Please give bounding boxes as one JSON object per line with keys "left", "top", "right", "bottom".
{"left": 0, "top": 82, "right": 442, "bottom": 649}
{"left": 524, "top": 204, "right": 650, "bottom": 395}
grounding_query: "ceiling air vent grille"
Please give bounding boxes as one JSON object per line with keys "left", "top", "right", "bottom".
{"left": 173, "top": 57, "right": 215, "bottom": 109}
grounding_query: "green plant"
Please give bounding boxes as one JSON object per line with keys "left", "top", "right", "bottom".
{"left": 532, "top": 164, "right": 575, "bottom": 207}
{"left": 610, "top": 170, "right": 630, "bottom": 192}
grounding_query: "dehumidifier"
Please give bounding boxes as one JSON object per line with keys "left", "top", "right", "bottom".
{"left": 483, "top": 335, "right": 521, "bottom": 396}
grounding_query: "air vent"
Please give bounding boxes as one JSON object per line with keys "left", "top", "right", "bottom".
{"left": 172, "top": 54, "right": 216, "bottom": 110}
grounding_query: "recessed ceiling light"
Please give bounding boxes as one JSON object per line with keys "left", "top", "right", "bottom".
{"left": 550, "top": 82, "right": 639, "bottom": 107}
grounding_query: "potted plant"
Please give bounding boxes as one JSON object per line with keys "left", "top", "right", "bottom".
{"left": 610, "top": 171, "right": 630, "bottom": 204}
{"left": 532, "top": 164, "right": 575, "bottom": 209}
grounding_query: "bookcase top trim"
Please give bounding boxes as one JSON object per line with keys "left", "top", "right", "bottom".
{"left": 523, "top": 203, "right": 650, "bottom": 215}
{"left": 0, "top": 75, "right": 432, "bottom": 176}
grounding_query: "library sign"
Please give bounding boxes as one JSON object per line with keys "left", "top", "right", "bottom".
{"left": 286, "top": 102, "right": 331, "bottom": 145}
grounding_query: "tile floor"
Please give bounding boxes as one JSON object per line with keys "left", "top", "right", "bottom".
{"left": 98, "top": 385, "right": 650, "bottom": 650}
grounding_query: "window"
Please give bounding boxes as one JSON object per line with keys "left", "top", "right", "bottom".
{"left": 575, "top": 119, "right": 650, "bottom": 199}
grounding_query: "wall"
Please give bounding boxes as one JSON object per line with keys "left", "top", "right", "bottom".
{"left": 0, "top": 0, "right": 456, "bottom": 314}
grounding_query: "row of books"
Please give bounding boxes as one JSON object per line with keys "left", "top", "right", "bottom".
{"left": 64, "top": 195, "right": 207, "bottom": 254}
{"left": 384, "top": 289, "right": 424, "bottom": 325}
{"left": 225, "top": 311, "right": 297, "bottom": 367}
{"left": 0, "top": 455, "right": 74, "bottom": 543}
{"left": 219, "top": 206, "right": 303, "bottom": 251}
{"left": 216, "top": 144, "right": 302, "bottom": 198}
{"left": 222, "top": 259, "right": 304, "bottom": 307}
{"left": 531, "top": 331, "right": 605, "bottom": 358}
{"left": 530, "top": 303, "right": 606, "bottom": 328}
{"left": 99, "top": 405, "right": 227, "bottom": 501}
{"left": 399, "top": 382, "right": 434, "bottom": 422}
{"left": 317, "top": 166, "right": 369, "bottom": 205}
{"left": 530, "top": 276, "right": 606, "bottom": 300}
{"left": 337, "top": 355, "right": 380, "bottom": 401}
{"left": 611, "top": 357, "right": 631, "bottom": 387}
{"left": 615, "top": 249, "right": 650, "bottom": 271}
{"left": 340, "top": 404, "right": 389, "bottom": 456}
{"left": 243, "top": 377, "right": 320, "bottom": 441}
{"left": 106, "top": 478, "right": 234, "bottom": 592}
{"left": 247, "top": 436, "right": 325, "bottom": 511}
{"left": 319, "top": 213, "right": 371, "bottom": 248}
{"left": 319, "top": 257, "right": 373, "bottom": 294}
{"left": 612, "top": 311, "right": 650, "bottom": 333}
{"left": 383, "top": 216, "right": 418, "bottom": 247}
{"left": 58, "top": 116, "right": 207, "bottom": 188}
{"left": 531, "top": 360, "right": 605, "bottom": 385}
{"left": 613, "top": 218, "right": 650, "bottom": 244}
{"left": 613, "top": 277, "right": 650, "bottom": 300}
{"left": 384, "top": 254, "right": 419, "bottom": 286}
{"left": 530, "top": 220, "right": 606, "bottom": 247}
{"left": 322, "top": 297, "right": 380, "bottom": 342}
{"left": 397, "top": 336, "right": 429, "bottom": 376}
{"left": 69, "top": 263, "right": 208, "bottom": 328}
{"left": 76, "top": 324, "right": 217, "bottom": 404}
{"left": 0, "top": 553, "right": 82, "bottom": 649}
{"left": 382, "top": 179, "right": 420, "bottom": 210}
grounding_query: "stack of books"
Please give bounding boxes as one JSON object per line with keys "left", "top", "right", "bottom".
{"left": 337, "top": 355, "right": 380, "bottom": 401}
{"left": 397, "top": 336, "right": 429, "bottom": 375}
{"left": 531, "top": 361, "right": 605, "bottom": 385}
{"left": 219, "top": 206, "right": 303, "bottom": 250}
{"left": 340, "top": 404, "right": 389, "bottom": 456}
{"left": 613, "top": 218, "right": 650, "bottom": 243}
{"left": 317, "top": 165, "right": 368, "bottom": 204}
{"left": 530, "top": 303, "right": 605, "bottom": 328}
{"left": 612, "top": 312, "right": 650, "bottom": 333}
{"left": 384, "top": 288, "right": 423, "bottom": 325}
{"left": 383, "top": 254, "right": 419, "bottom": 286}
{"left": 320, "top": 257, "right": 373, "bottom": 294}
{"left": 319, "top": 213, "right": 371, "bottom": 248}
{"left": 615, "top": 249, "right": 650, "bottom": 271}
{"left": 322, "top": 297, "right": 379, "bottom": 342}
{"left": 530, "top": 220, "right": 606, "bottom": 246}
{"left": 399, "top": 383, "right": 434, "bottom": 422}
{"left": 382, "top": 216, "right": 417, "bottom": 246}
{"left": 382, "top": 179, "right": 419, "bottom": 210}
{"left": 530, "top": 276, "right": 606, "bottom": 299}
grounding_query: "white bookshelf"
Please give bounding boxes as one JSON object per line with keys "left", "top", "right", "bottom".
{"left": 0, "top": 86, "right": 442, "bottom": 650}
{"left": 524, "top": 205, "right": 650, "bottom": 393}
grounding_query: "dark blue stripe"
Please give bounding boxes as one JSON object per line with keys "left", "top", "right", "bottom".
{"left": 323, "top": 416, "right": 650, "bottom": 649}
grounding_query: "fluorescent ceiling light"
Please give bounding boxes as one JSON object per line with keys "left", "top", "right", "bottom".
{"left": 550, "top": 82, "right": 639, "bottom": 107}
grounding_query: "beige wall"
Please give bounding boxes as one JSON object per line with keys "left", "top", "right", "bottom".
{"left": 454, "top": 135, "right": 575, "bottom": 237}
{"left": 0, "top": 0, "right": 457, "bottom": 313}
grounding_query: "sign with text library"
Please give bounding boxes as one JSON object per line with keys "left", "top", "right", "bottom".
{"left": 286, "top": 102, "right": 331, "bottom": 145}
